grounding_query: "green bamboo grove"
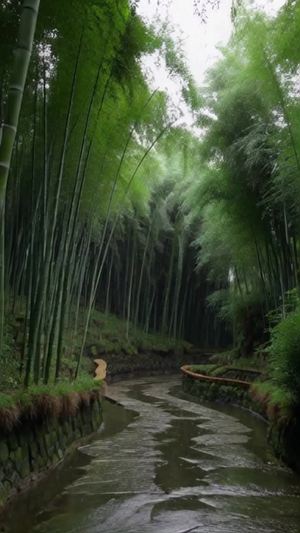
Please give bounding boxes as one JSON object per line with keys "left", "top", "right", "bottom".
{"left": 0, "top": 0, "right": 219, "bottom": 386}
{"left": 1, "top": 0, "right": 300, "bottom": 402}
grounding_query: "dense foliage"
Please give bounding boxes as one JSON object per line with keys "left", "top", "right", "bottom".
{"left": 270, "top": 308, "right": 300, "bottom": 402}
{"left": 184, "top": 1, "right": 300, "bottom": 352}
{"left": 0, "top": 0, "right": 221, "bottom": 388}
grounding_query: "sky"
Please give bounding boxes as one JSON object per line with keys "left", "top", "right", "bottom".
{"left": 137, "top": 0, "right": 233, "bottom": 87}
{"left": 136, "top": 0, "right": 286, "bottom": 127}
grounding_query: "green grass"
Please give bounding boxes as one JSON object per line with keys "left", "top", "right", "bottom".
{"left": 251, "top": 380, "right": 295, "bottom": 410}
{"left": 1, "top": 305, "right": 191, "bottom": 391}
{"left": 68, "top": 308, "right": 192, "bottom": 356}
{"left": 0, "top": 319, "right": 21, "bottom": 391}
{"left": 189, "top": 361, "right": 295, "bottom": 421}
{"left": 189, "top": 364, "right": 220, "bottom": 375}
{"left": 62, "top": 308, "right": 192, "bottom": 379}
{"left": 209, "top": 350, "right": 267, "bottom": 371}
{"left": 0, "top": 393, "right": 17, "bottom": 410}
{"left": 0, "top": 377, "right": 102, "bottom": 405}
{"left": 268, "top": 307, "right": 300, "bottom": 401}
{"left": 190, "top": 363, "right": 262, "bottom": 378}
{"left": 0, "top": 377, "right": 103, "bottom": 432}
{"left": 21, "top": 376, "right": 101, "bottom": 399}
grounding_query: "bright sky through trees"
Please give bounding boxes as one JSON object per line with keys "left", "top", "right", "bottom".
{"left": 136, "top": 0, "right": 286, "bottom": 127}
{"left": 137, "top": 0, "right": 233, "bottom": 86}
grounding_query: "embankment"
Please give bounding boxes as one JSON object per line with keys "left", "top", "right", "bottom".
{"left": 0, "top": 387, "right": 102, "bottom": 509}
{"left": 181, "top": 365, "right": 300, "bottom": 474}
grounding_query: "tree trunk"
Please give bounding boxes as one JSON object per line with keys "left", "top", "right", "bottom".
{"left": 0, "top": 0, "right": 40, "bottom": 354}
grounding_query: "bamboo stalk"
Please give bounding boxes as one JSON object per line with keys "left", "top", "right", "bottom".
{"left": 0, "top": 0, "right": 40, "bottom": 354}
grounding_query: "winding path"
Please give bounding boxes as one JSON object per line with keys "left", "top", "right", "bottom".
{"left": 3, "top": 376, "right": 300, "bottom": 533}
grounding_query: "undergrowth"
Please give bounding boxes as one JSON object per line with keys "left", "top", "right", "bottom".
{"left": 0, "top": 321, "right": 20, "bottom": 390}
{"left": 268, "top": 307, "right": 300, "bottom": 403}
{"left": 70, "top": 308, "right": 192, "bottom": 357}
{"left": 189, "top": 364, "right": 220, "bottom": 375}
{"left": 210, "top": 350, "right": 267, "bottom": 370}
{"left": 1, "top": 305, "right": 192, "bottom": 391}
{"left": 0, "top": 378, "right": 103, "bottom": 431}
{"left": 250, "top": 380, "right": 296, "bottom": 419}
{"left": 189, "top": 362, "right": 296, "bottom": 418}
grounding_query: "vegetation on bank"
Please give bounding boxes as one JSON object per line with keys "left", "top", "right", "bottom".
{"left": 1, "top": 306, "right": 192, "bottom": 390}
{"left": 189, "top": 298, "right": 300, "bottom": 418}
{"left": 187, "top": 355, "right": 297, "bottom": 421}
{"left": 190, "top": 363, "right": 261, "bottom": 376}
{"left": 182, "top": 369, "right": 300, "bottom": 473}
{"left": 268, "top": 307, "right": 300, "bottom": 404}
{"left": 0, "top": 303, "right": 191, "bottom": 433}
{"left": 0, "top": 377, "right": 102, "bottom": 432}
{"left": 70, "top": 309, "right": 192, "bottom": 358}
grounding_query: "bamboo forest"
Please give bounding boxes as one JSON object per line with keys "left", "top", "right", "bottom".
{"left": 1, "top": 0, "right": 300, "bottom": 531}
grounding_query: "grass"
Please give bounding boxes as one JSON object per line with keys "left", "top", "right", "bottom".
{"left": 13, "top": 377, "right": 102, "bottom": 409}
{"left": 0, "top": 304, "right": 189, "bottom": 431}
{"left": 68, "top": 308, "right": 192, "bottom": 357}
{"left": 209, "top": 350, "right": 267, "bottom": 371}
{"left": 0, "top": 319, "right": 21, "bottom": 391}
{"left": 190, "top": 363, "right": 262, "bottom": 378}
{"left": 2, "top": 302, "right": 298, "bottom": 430}
{"left": 189, "top": 364, "right": 220, "bottom": 375}
{"left": 0, "top": 393, "right": 17, "bottom": 410}
{"left": 250, "top": 380, "right": 296, "bottom": 419}
{"left": 189, "top": 361, "right": 295, "bottom": 422}
{"left": 61, "top": 308, "right": 193, "bottom": 379}
{"left": 0, "top": 378, "right": 103, "bottom": 431}
{"left": 0, "top": 306, "right": 192, "bottom": 391}
{"left": 0, "top": 302, "right": 193, "bottom": 440}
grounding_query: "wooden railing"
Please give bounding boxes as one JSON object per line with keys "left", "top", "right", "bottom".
{"left": 180, "top": 365, "right": 251, "bottom": 390}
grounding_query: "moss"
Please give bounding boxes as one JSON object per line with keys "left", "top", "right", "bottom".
{"left": 0, "top": 443, "right": 9, "bottom": 462}
{"left": 189, "top": 364, "right": 220, "bottom": 375}
{"left": 183, "top": 375, "right": 250, "bottom": 408}
{"left": 0, "top": 392, "right": 103, "bottom": 509}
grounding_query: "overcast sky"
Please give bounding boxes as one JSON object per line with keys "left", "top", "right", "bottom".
{"left": 137, "top": 0, "right": 286, "bottom": 84}
{"left": 136, "top": 0, "right": 286, "bottom": 127}
{"left": 137, "top": 0, "right": 233, "bottom": 86}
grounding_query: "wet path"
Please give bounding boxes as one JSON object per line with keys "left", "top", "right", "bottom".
{"left": 3, "top": 377, "right": 300, "bottom": 532}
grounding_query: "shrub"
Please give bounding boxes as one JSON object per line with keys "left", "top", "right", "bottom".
{"left": 269, "top": 308, "right": 300, "bottom": 402}
{"left": 250, "top": 380, "right": 295, "bottom": 419}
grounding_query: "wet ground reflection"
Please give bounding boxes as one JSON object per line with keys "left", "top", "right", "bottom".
{"left": 2, "top": 376, "right": 300, "bottom": 532}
